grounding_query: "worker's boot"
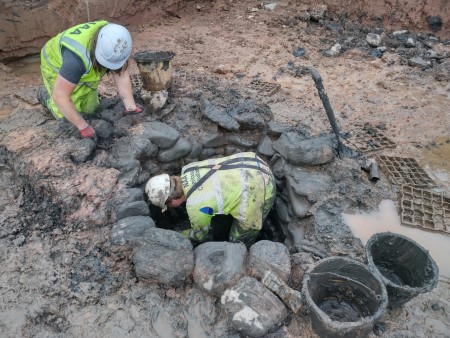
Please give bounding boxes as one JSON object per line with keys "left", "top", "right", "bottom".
{"left": 37, "top": 86, "right": 50, "bottom": 113}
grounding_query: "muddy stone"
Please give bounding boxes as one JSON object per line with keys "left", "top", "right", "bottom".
{"left": 266, "top": 121, "right": 296, "bottom": 137}
{"left": 115, "top": 201, "right": 149, "bottom": 220}
{"left": 139, "top": 121, "right": 180, "bottom": 149}
{"left": 221, "top": 276, "right": 288, "bottom": 337}
{"left": 285, "top": 166, "right": 332, "bottom": 203}
{"left": 273, "top": 133, "right": 335, "bottom": 165}
{"left": 69, "top": 138, "right": 95, "bottom": 164}
{"left": 226, "top": 134, "right": 258, "bottom": 149}
{"left": 286, "top": 184, "right": 311, "bottom": 218}
{"left": 117, "top": 166, "right": 140, "bottom": 187}
{"left": 90, "top": 119, "right": 113, "bottom": 139}
{"left": 275, "top": 196, "right": 293, "bottom": 224}
{"left": 110, "top": 139, "right": 152, "bottom": 174}
{"left": 150, "top": 298, "right": 188, "bottom": 338}
{"left": 262, "top": 270, "right": 303, "bottom": 314}
{"left": 270, "top": 154, "right": 287, "bottom": 180}
{"left": 157, "top": 137, "right": 192, "bottom": 162}
{"left": 193, "top": 242, "right": 247, "bottom": 297}
{"left": 202, "top": 134, "right": 226, "bottom": 148}
{"left": 111, "top": 216, "right": 155, "bottom": 245}
{"left": 132, "top": 228, "right": 194, "bottom": 286}
{"left": 234, "top": 112, "right": 266, "bottom": 130}
{"left": 248, "top": 240, "right": 291, "bottom": 282}
{"left": 257, "top": 135, "right": 275, "bottom": 157}
{"left": 201, "top": 99, "right": 240, "bottom": 131}
{"left": 124, "top": 188, "right": 144, "bottom": 202}
{"left": 183, "top": 288, "right": 225, "bottom": 337}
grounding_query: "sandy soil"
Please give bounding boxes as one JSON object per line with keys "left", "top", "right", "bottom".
{"left": 0, "top": 1, "right": 449, "bottom": 337}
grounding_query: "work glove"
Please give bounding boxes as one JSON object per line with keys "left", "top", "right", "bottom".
{"left": 79, "top": 125, "right": 96, "bottom": 139}
{"left": 124, "top": 106, "right": 142, "bottom": 115}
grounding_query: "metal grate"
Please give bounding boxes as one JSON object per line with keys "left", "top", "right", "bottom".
{"left": 172, "top": 69, "right": 187, "bottom": 80}
{"left": 172, "top": 70, "right": 223, "bottom": 88}
{"left": 377, "top": 155, "right": 435, "bottom": 187}
{"left": 248, "top": 80, "right": 281, "bottom": 96}
{"left": 400, "top": 185, "right": 450, "bottom": 235}
{"left": 130, "top": 74, "right": 143, "bottom": 91}
{"left": 344, "top": 129, "right": 396, "bottom": 153}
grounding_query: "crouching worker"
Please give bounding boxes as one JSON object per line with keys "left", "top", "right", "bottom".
{"left": 39, "top": 21, "right": 141, "bottom": 139}
{"left": 145, "top": 152, "right": 276, "bottom": 248}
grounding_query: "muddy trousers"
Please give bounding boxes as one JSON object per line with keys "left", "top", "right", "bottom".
{"left": 229, "top": 178, "right": 276, "bottom": 248}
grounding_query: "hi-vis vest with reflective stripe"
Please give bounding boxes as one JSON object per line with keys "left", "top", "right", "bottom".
{"left": 40, "top": 21, "right": 108, "bottom": 118}
{"left": 181, "top": 152, "right": 275, "bottom": 241}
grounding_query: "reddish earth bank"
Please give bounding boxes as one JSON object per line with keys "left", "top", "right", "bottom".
{"left": 0, "top": 1, "right": 449, "bottom": 337}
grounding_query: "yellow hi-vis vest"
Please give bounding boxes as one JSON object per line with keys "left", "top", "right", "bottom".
{"left": 40, "top": 21, "right": 109, "bottom": 119}
{"left": 181, "top": 152, "right": 276, "bottom": 241}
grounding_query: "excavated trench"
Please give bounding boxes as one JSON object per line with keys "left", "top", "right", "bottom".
{"left": 0, "top": 67, "right": 400, "bottom": 337}
{"left": 1, "top": 2, "right": 449, "bottom": 336}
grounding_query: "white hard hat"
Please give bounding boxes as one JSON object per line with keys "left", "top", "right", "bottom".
{"left": 95, "top": 23, "right": 132, "bottom": 70}
{"left": 145, "top": 174, "right": 171, "bottom": 212}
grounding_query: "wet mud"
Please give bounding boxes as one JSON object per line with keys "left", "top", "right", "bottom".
{"left": 134, "top": 50, "right": 176, "bottom": 63}
{"left": 319, "top": 299, "right": 362, "bottom": 322}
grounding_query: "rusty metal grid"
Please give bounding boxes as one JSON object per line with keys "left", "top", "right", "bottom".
{"left": 172, "top": 69, "right": 187, "bottom": 80}
{"left": 400, "top": 185, "right": 450, "bottom": 235}
{"left": 248, "top": 80, "right": 281, "bottom": 96}
{"left": 172, "top": 69, "right": 224, "bottom": 87}
{"left": 344, "top": 129, "right": 396, "bottom": 153}
{"left": 130, "top": 73, "right": 143, "bottom": 91}
{"left": 377, "top": 155, "right": 435, "bottom": 187}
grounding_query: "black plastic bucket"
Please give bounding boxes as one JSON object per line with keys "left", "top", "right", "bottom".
{"left": 133, "top": 51, "right": 175, "bottom": 91}
{"left": 366, "top": 232, "right": 439, "bottom": 308}
{"left": 303, "top": 257, "right": 388, "bottom": 338}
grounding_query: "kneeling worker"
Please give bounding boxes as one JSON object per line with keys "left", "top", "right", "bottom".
{"left": 145, "top": 152, "right": 276, "bottom": 247}
{"left": 39, "top": 21, "right": 141, "bottom": 139}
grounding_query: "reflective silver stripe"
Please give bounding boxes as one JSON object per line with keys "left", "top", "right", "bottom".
{"left": 42, "top": 45, "right": 59, "bottom": 72}
{"left": 211, "top": 171, "right": 224, "bottom": 213}
{"left": 187, "top": 190, "right": 216, "bottom": 207}
{"left": 238, "top": 168, "right": 249, "bottom": 224}
{"left": 60, "top": 36, "right": 92, "bottom": 72}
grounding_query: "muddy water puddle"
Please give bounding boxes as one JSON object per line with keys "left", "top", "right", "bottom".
{"left": 343, "top": 200, "right": 450, "bottom": 277}
{"left": 421, "top": 137, "right": 450, "bottom": 183}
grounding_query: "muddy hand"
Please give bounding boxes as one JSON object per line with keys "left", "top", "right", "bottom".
{"left": 79, "top": 125, "right": 96, "bottom": 139}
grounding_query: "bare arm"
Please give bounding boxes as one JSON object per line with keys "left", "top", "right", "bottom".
{"left": 52, "top": 75, "right": 89, "bottom": 130}
{"left": 111, "top": 68, "right": 138, "bottom": 111}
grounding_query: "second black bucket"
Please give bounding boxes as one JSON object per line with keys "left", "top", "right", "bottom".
{"left": 366, "top": 232, "right": 439, "bottom": 308}
{"left": 133, "top": 51, "right": 175, "bottom": 91}
{"left": 303, "top": 257, "right": 388, "bottom": 338}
